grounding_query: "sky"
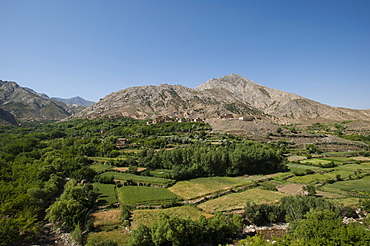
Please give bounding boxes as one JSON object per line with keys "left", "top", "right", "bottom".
{"left": 1, "top": 0, "right": 369, "bottom": 109}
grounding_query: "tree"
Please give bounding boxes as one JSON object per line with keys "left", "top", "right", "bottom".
{"left": 293, "top": 209, "right": 370, "bottom": 245}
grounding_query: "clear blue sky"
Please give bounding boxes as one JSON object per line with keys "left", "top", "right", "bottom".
{"left": 1, "top": 0, "right": 369, "bottom": 109}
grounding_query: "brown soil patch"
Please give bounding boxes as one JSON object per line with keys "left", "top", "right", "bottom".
{"left": 277, "top": 183, "right": 304, "bottom": 196}
{"left": 352, "top": 156, "right": 370, "bottom": 161}
{"left": 288, "top": 156, "right": 307, "bottom": 162}
{"left": 113, "top": 167, "right": 147, "bottom": 172}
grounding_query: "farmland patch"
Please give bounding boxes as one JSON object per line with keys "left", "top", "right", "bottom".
{"left": 198, "top": 188, "right": 286, "bottom": 213}
{"left": 132, "top": 206, "right": 212, "bottom": 228}
{"left": 168, "top": 177, "right": 251, "bottom": 200}
{"left": 118, "top": 186, "right": 181, "bottom": 206}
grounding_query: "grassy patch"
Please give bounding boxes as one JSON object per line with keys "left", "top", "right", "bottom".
{"left": 90, "top": 209, "right": 121, "bottom": 229}
{"left": 322, "top": 151, "right": 363, "bottom": 157}
{"left": 118, "top": 186, "right": 181, "bottom": 206}
{"left": 150, "top": 169, "right": 174, "bottom": 178}
{"left": 89, "top": 157, "right": 125, "bottom": 162}
{"left": 300, "top": 158, "right": 333, "bottom": 166}
{"left": 90, "top": 163, "right": 113, "bottom": 173}
{"left": 133, "top": 206, "right": 212, "bottom": 228}
{"left": 287, "top": 170, "right": 354, "bottom": 184}
{"left": 99, "top": 171, "right": 174, "bottom": 186}
{"left": 168, "top": 177, "right": 252, "bottom": 200}
{"left": 287, "top": 163, "right": 321, "bottom": 170}
{"left": 94, "top": 183, "right": 118, "bottom": 206}
{"left": 334, "top": 163, "right": 370, "bottom": 172}
{"left": 86, "top": 229, "right": 129, "bottom": 246}
{"left": 323, "top": 175, "right": 370, "bottom": 198}
{"left": 198, "top": 188, "right": 286, "bottom": 213}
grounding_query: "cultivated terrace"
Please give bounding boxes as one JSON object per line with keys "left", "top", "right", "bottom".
{"left": 0, "top": 117, "right": 370, "bottom": 245}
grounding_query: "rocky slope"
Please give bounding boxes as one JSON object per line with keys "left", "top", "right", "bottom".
{"left": 0, "top": 80, "right": 81, "bottom": 121}
{"left": 0, "top": 108, "right": 18, "bottom": 125}
{"left": 72, "top": 74, "right": 370, "bottom": 124}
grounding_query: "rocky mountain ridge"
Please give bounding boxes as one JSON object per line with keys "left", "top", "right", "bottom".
{"left": 0, "top": 80, "right": 83, "bottom": 122}
{"left": 72, "top": 74, "right": 370, "bottom": 124}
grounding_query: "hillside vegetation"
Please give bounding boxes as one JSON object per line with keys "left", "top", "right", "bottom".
{"left": 0, "top": 116, "right": 369, "bottom": 245}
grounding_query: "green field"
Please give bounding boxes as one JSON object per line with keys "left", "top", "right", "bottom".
{"left": 89, "top": 157, "right": 125, "bottom": 162}
{"left": 150, "top": 169, "right": 174, "bottom": 178}
{"left": 118, "top": 186, "right": 181, "bottom": 205}
{"left": 86, "top": 229, "right": 129, "bottom": 246}
{"left": 99, "top": 171, "right": 175, "bottom": 186}
{"left": 334, "top": 164, "right": 370, "bottom": 172}
{"left": 168, "top": 176, "right": 252, "bottom": 200}
{"left": 198, "top": 188, "right": 287, "bottom": 213}
{"left": 287, "top": 163, "right": 321, "bottom": 170}
{"left": 90, "top": 163, "right": 114, "bottom": 173}
{"left": 321, "top": 151, "right": 363, "bottom": 157}
{"left": 133, "top": 206, "right": 212, "bottom": 227}
{"left": 94, "top": 183, "right": 118, "bottom": 206}
{"left": 323, "top": 175, "right": 370, "bottom": 198}
{"left": 287, "top": 170, "right": 354, "bottom": 184}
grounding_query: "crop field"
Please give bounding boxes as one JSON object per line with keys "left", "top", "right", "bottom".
{"left": 89, "top": 156, "right": 125, "bottom": 162}
{"left": 168, "top": 177, "right": 252, "bottom": 200}
{"left": 150, "top": 169, "right": 174, "bottom": 178}
{"left": 287, "top": 163, "right": 321, "bottom": 170}
{"left": 334, "top": 163, "right": 370, "bottom": 172}
{"left": 94, "top": 183, "right": 118, "bottom": 206}
{"left": 86, "top": 229, "right": 129, "bottom": 245}
{"left": 119, "top": 186, "right": 181, "bottom": 205}
{"left": 321, "top": 151, "right": 355, "bottom": 156}
{"left": 300, "top": 158, "right": 334, "bottom": 166}
{"left": 99, "top": 171, "right": 174, "bottom": 186}
{"left": 90, "top": 163, "right": 114, "bottom": 173}
{"left": 90, "top": 209, "right": 121, "bottom": 228}
{"left": 112, "top": 167, "right": 147, "bottom": 172}
{"left": 197, "top": 188, "right": 287, "bottom": 213}
{"left": 133, "top": 206, "right": 212, "bottom": 228}
{"left": 323, "top": 175, "right": 370, "bottom": 197}
{"left": 287, "top": 170, "right": 354, "bottom": 184}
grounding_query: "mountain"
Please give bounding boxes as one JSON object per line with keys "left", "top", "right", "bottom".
{"left": 72, "top": 74, "right": 370, "bottom": 124}
{"left": 51, "top": 96, "right": 95, "bottom": 107}
{"left": 0, "top": 80, "right": 82, "bottom": 121}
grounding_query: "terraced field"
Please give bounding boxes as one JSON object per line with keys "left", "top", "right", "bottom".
{"left": 133, "top": 206, "right": 212, "bottom": 228}
{"left": 94, "top": 183, "right": 118, "bottom": 206}
{"left": 168, "top": 176, "right": 252, "bottom": 200}
{"left": 118, "top": 186, "right": 181, "bottom": 206}
{"left": 198, "top": 188, "right": 287, "bottom": 213}
{"left": 99, "top": 171, "right": 175, "bottom": 186}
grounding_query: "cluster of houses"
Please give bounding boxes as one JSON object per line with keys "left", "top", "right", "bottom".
{"left": 220, "top": 113, "right": 261, "bottom": 121}
{"left": 147, "top": 116, "right": 204, "bottom": 125}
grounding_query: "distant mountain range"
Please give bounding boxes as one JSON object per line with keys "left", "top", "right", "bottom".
{"left": 51, "top": 96, "right": 95, "bottom": 107}
{"left": 23, "top": 87, "right": 95, "bottom": 107}
{"left": 72, "top": 74, "right": 370, "bottom": 124}
{"left": 0, "top": 80, "right": 89, "bottom": 124}
{"left": 1, "top": 75, "right": 370, "bottom": 126}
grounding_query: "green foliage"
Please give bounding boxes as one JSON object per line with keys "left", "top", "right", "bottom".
{"left": 302, "top": 184, "right": 316, "bottom": 196}
{"left": 293, "top": 209, "right": 370, "bottom": 245}
{"left": 245, "top": 202, "right": 282, "bottom": 225}
{"left": 144, "top": 141, "right": 286, "bottom": 180}
{"left": 128, "top": 213, "right": 243, "bottom": 246}
{"left": 71, "top": 224, "right": 83, "bottom": 244}
{"left": 279, "top": 196, "right": 339, "bottom": 225}
{"left": 46, "top": 180, "right": 98, "bottom": 230}
{"left": 305, "top": 144, "right": 321, "bottom": 154}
